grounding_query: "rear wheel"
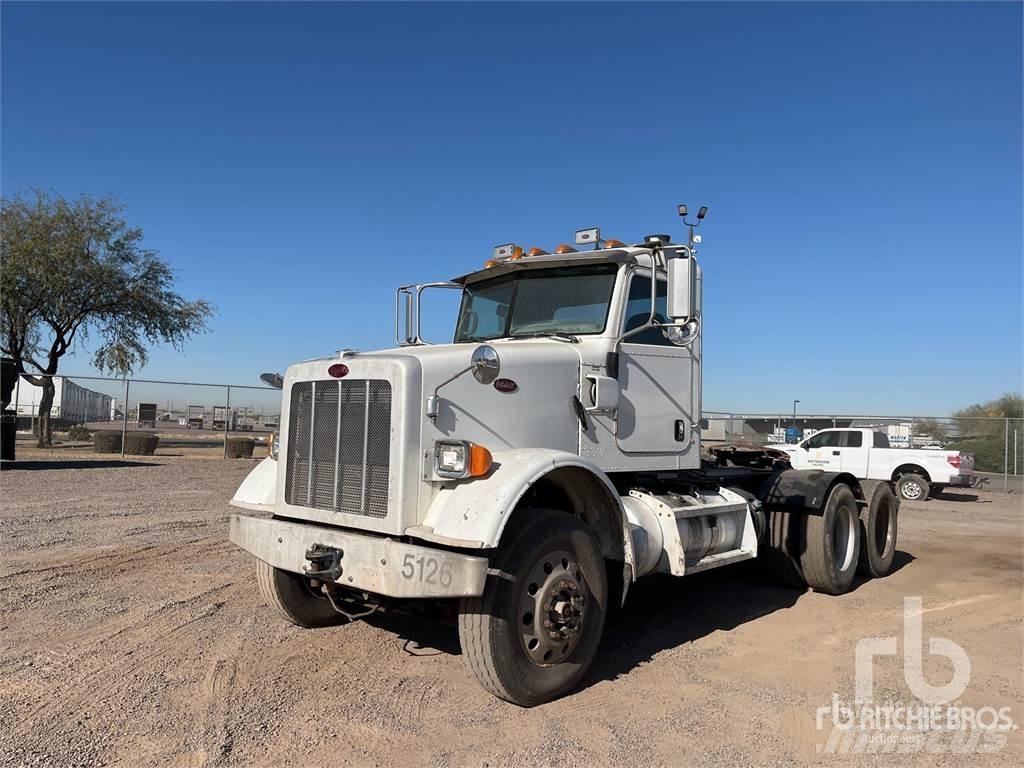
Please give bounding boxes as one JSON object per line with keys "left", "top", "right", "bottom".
{"left": 857, "top": 481, "right": 899, "bottom": 577}
{"left": 256, "top": 559, "right": 345, "bottom": 628}
{"left": 458, "top": 508, "right": 607, "bottom": 707}
{"left": 800, "top": 484, "right": 861, "bottom": 595}
{"left": 896, "top": 474, "right": 929, "bottom": 502}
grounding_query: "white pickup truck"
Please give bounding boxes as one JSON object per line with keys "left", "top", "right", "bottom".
{"left": 774, "top": 428, "right": 974, "bottom": 501}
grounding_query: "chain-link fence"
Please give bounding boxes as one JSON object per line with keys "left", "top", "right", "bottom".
{"left": 703, "top": 411, "right": 1024, "bottom": 493}
{"left": 6, "top": 373, "right": 282, "bottom": 460}
{"left": 5, "top": 373, "right": 1023, "bottom": 489}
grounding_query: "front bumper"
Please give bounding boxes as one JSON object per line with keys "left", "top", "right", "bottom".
{"left": 230, "top": 514, "right": 489, "bottom": 599}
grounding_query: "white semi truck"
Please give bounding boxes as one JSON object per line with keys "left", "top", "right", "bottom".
{"left": 228, "top": 207, "right": 901, "bottom": 706}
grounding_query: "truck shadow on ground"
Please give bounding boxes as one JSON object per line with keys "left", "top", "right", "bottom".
{"left": 585, "top": 551, "right": 916, "bottom": 690}
{"left": 0, "top": 459, "right": 161, "bottom": 470}
{"left": 368, "top": 550, "right": 917, "bottom": 689}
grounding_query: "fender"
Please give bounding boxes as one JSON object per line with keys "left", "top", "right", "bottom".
{"left": 759, "top": 468, "right": 862, "bottom": 515}
{"left": 410, "top": 448, "right": 635, "bottom": 578}
{"left": 229, "top": 457, "right": 277, "bottom": 512}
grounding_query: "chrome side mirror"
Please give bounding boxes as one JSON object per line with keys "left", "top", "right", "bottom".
{"left": 666, "top": 249, "right": 695, "bottom": 320}
{"left": 471, "top": 345, "right": 500, "bottom": 384}
{"left": 260, "top": 372, "right": 284, "bottom": 389}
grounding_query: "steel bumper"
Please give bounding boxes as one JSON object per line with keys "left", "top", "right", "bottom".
{"left": 230, "top": 514, "right": 488, "bottom": 598}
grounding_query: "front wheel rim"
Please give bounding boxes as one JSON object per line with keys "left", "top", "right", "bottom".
{"left": 518, "top": 550, "right": 587, "bottom": 667}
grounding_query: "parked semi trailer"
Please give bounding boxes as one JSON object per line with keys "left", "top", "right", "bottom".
{"left": 228, "top": 207, "right": 900, "bottom": 706}
{"left": 186, "top": 405, "right": 204, "bottom": 429}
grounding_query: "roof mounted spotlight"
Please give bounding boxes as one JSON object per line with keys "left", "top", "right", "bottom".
{"left": 643, "top": 234, "right": 672, "bottom": 245}
{"left": 575, "top": 227, "right": 600, "bottom": 249}
{"left": 678, "top": 203, "right": 709, "bottom": 249}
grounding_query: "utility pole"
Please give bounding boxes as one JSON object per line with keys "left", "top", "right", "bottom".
{"left": 793, "top": 400, "right": 800, "bottom": 429}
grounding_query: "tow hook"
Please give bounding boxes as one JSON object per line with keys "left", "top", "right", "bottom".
{"left": 304, "top": 543, "right": 343, "bottom": 581}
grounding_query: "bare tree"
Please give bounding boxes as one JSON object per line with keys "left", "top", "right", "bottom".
{"left": 1, "top": 189, "right": 213, "bottom": 446}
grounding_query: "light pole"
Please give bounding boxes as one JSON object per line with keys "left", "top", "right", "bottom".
{"left": 793, "top": 400, "right": 800, "bottom": 429}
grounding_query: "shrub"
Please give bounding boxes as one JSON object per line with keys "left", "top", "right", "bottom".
{"left": 225, "top": 437, "right": 255, "bottom": 458}
{"left": 67, "top": 424, "right": 92, "bottom": 441}
{"left": 93, "top": 430, "right": 122, "bottom": 453}
{"left": 123, "top": 432, "right": 159, "bottom": 456}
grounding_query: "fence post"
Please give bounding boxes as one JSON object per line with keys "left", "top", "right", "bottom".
{"left": 121, "top": 378, "right": 129, "bottom": 459}
{"left": 223, "top": 385, "right": 231, "bottom": 459}
{"left": 1004, "top": 418, "right": 1009, "bottom": 492}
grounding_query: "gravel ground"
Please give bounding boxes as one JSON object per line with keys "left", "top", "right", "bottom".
{"left": 1, "top": 454, "right": 1021, "bottom": 767}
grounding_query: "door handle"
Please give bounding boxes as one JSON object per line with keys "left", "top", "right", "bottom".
{"left": 832, "top": 451, "right": 840, "bottom": 456}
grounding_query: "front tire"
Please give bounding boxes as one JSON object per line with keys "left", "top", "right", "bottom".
{"left": 256, "top": 559, "right": 345, "bottom": 628}
{"left": 458, "top": 508, "right": 607, "bottom": 707}
{"left": 896, "top": 474, "right": 929, "bottom": 502}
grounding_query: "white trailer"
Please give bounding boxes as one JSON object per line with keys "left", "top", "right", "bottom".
{"left": 228, "top": 208, "right": 901, "bottom": 706}
{"left": 12, "top": 376, "right": 113, "bottom": 424}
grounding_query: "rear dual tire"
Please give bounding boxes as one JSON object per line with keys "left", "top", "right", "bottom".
{"left": 800, "top": 484, "right": 861, "bottom": 595}
{"left": 856, "top": 481, "right": 899, "bottom": 578}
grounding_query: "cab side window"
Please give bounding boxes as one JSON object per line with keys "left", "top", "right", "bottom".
{"left": 622, "top": 275, "right": 671, "bottom": 346}
{"left": 839, "top": 431, "right": 863, "bottom": 448}
{"left": 805, "top": 431, "right": 839, "bottom": 449}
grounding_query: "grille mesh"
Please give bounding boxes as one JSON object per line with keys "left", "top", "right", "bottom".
{"left": 285, "top": 379, "right": 392, "bottom": 518}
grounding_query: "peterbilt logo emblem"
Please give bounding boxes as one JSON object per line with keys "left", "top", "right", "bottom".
{"left": 327, "top": 363, "right": 349, "bottom": 378}
{"left": 493, "top": 378, "right": 518, "bottom": 393}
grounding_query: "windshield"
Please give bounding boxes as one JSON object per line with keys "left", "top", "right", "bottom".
{"left": 454, "top": 263, "right": 619, "bottom": 342}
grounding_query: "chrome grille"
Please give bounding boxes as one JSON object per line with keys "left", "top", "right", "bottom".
{"left": 285, "top": 379, "right": 392, "bottom": 518}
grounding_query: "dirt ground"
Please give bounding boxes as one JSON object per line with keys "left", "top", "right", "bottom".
{"left": 1, "top": 454, "right": 1021, "bottom": 767}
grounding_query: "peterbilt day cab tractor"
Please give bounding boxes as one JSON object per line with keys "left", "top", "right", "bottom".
{"left": 229, "top": 206, "right": 900, "bottom": 706}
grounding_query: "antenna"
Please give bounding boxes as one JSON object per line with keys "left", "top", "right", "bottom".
{"left": 678, "top": 204, "right": 709, "bottom": 250}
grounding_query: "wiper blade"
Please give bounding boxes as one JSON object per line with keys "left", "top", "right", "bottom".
{"left": 511, "top": 332, "right": 580, "bottom": 343}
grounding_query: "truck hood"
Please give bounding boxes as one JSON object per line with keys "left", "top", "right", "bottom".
{"left": 387, "top": 339, "right": 584, "bottom": 454}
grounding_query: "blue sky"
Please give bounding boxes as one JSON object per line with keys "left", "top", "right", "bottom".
{"left": 2, "top": 1, "right": 1021, "bottom": 415}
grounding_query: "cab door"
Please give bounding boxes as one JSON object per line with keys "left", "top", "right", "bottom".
{"left": 615, "top": 273, "right": 695, "bottom": 453}
{"left": 837, "top": 430, "right": 869, "bottom": 476}
{"left": 800, "top": 430, "right": 843, "bottom": 470}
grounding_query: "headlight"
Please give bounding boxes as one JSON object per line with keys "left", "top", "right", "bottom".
{"left": 434, "top": 440, "right": 492, "bottom": 479}
{"left": 270, "top": 431, "right": 280, "bottom": 460}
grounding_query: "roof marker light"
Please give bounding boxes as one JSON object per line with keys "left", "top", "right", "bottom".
{"left": 526, "top": 247, "right": 548, "bottom": 257}
{"left": 483, "top": 259, "right": 500, "bottom": 267}
{"left": 554, "top": 244, "right": 578, "bottom": 254}
{"left": 508, "top": 245, "right": 524, "bottom": 261}
{"left": 604, "top": 238, "right": 625, "bottom": 248}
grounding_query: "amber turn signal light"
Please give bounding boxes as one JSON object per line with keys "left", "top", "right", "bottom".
{"left": 468, "top": 443, "right": 493, "bottom": 477}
